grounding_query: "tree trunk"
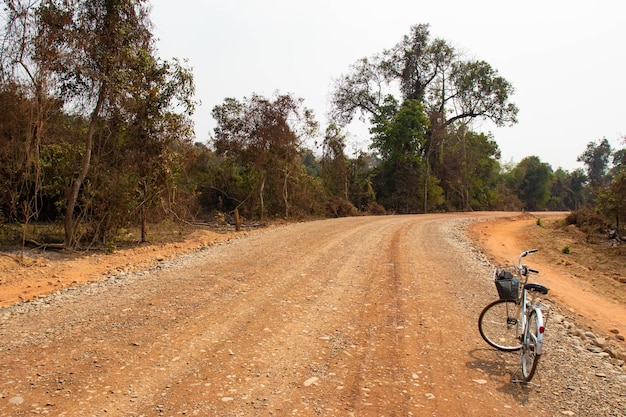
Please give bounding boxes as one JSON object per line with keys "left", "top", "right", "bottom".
{"left": 141, "top": 205, "right": 147, "bottom": 243}
{"left": 283, "top": 169, "right": 289, "bottom": 218}
{"left": 258, "top": 175, "right": 265, "bottom": 221}
{"left": 64, "top": 84, "right": 106, "bottom": 248}
{"left": 234, "top": 208, "right": 241, "bottom": 232}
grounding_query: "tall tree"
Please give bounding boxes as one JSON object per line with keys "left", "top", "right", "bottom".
{"left": 435, "top": 126, "right": 501, "bottom": 210}
{"left": 369, "top": 98, "right": 439, "bottom": 213}
{"left": 505, "top": 156, "right": 552, "bottom": 211}
{"left": 330, "top": 23, "right": 517, "bottom": 211}
{"left": 45, "top": 0, "right": 170, "bottom": 247}
{"left": 211, "top": 93, "right": 318, "bottom": 219}
{"left": 578, "top": 138, "right": 612, "bottom": 190}
{"left": 0, "top": 0, "right": 65, "bottom": 247}
{"left": 321, "top": 124, "right": 349, "bottom": 200}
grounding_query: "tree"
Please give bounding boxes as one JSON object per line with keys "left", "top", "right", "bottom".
{"left": 434, "top": 126, "right": 501, "bottom": 210}
{"left": 596, "top": 138, "right": 626, "bottom": 232}
{"left": 211, "top": 93, "right": 318, "bottom": 219}
{"left": 320, "top": 124, "right": 348, "bottom": 198}
{"left": 369, "top": 98, "right": 438, "bottom": 213}
{"left": 331, "top": 24, "right": 518, "bottom": 129}
{"left": 28, "top": 0, "right": 158, "bottom": 247}
{"left": 347, "top": 151, "right": 378, "bottom": 212}
{"left": 0, "top": 0, "right": 66, "bottom": 249}
{"left": 578, "top": 138, "right": 612, "bottom": 190}
{"left": 330, "top": 23, "right": 517, "bottom": 211}
{"left": 596, "top": 172, "right": 626, "bottom": 233}
{"left": 505, "top": 156, "right": 552, "bottom": 211}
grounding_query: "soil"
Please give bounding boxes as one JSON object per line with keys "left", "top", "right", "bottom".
{"left": 0, "top": 212, "right": 624, "bottom": 416}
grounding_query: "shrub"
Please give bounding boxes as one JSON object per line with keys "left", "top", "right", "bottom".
{"left": 367, "top": 201, "right": 386, "bottom": 216}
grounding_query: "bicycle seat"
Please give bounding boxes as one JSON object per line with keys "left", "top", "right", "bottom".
{"left": 524, "top": 282, "right": 549, "bottom": 295}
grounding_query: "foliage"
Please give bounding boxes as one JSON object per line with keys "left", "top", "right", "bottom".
{"left": 1, "top": 12, "right": 624, "bottom": 247}
{"left": 210, "top": 93, "right": 320, "bottom": 219}
{"left": 330, "top": 23, "right": 518, "bottom": 212}
{"left": 503, "top": 156, "right": 552, "bottom": 211}
{"left": 578, "top": 138, "right": 612, "bottom": 190}
{"left": 369, "top": 99, "right": 435, "bottom": 213}
{"left": 0, "top": 0, "right": 196, "bottom": 248}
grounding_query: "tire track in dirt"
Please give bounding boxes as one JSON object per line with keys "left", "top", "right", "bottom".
{"left": 1, "top": 213, "right": 554, "bottom": 416}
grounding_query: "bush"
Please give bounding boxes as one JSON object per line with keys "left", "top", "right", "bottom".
{"left": 565, "top": 207, "right": 607, "bottom": 231}
{"left": 325, "top": 197, "right": 357, "bottom": 218}
{"left": 367, "top": 201, "right": 386, "bottom": 215}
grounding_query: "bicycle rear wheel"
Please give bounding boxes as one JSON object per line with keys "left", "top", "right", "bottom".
{"left": 478, "top": 299, "right": 522, "bottom": 351}
{"left": 521, "top": 309, "right": 541, "bottom": 382}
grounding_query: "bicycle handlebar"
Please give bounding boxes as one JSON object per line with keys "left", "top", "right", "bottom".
{"left": 521, "top": 248, "right": 538, "bottom": 257}
{"left": 518, "top": 249, "right": 539, "bottom": 275}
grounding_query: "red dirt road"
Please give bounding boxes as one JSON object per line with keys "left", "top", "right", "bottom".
{"left": 0, "top": 213, "right": 620, "bottom": 416}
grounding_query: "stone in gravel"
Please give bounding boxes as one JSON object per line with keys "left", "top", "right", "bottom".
{"left": 585, "top": 331, "right": 597, "bottom": 340}
{"left": 594, "top": 337, "right": 607, "bottom": 348}
{"left": 472, "top": 379, "right": 488, "bottom": 384}
{"left": 615, "top": 350, "right": 626, "bottom": 361}
{"left": 610, "top": 328, "right": 620, "bottom": 335}
{"left": 8, "top": 396, "right": 24, "bottom": 405}
{"left": 586, "top": 346, "right": 603, "bottom": 354}
{"left": 303, "top": 377, "right": 319, "bottom": 387}
{"left": 561, "top": 411, "right": 575, "bottom": 416}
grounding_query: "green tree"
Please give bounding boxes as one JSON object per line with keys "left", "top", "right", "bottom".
{"left": 578, "top": 138, "right": 612, "bottom": 190}
{"left": 435, "top": 126, "right": 501, "bottom": 210}
{"left": 330, "top": 23, "right": 517, "bottom": 211}
{"left": 369, "top": 98, "right": 439, "bottom": 213}
{"left": 547, "top": 168, "right": 587, "bottom": 210}
{"left": 506, "top": 156, "right": 553, "bottom": 211}
{"left": 347, "top": 151, "right": 378, "bottom": 212}
{"left": 596, "top": 172, "right": 626, "bottom": 232}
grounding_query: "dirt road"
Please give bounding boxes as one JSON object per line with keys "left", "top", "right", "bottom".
{"left": 0, "top": 213, "right": 623, "bottom": 416}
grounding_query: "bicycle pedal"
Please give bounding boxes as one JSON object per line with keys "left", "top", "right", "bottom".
{"left": 511, "top": 378, "right": 541, "bottom": 387}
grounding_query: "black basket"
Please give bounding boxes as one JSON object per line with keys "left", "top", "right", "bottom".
{"left": 494, "top": 267, "right": 520, "bottom": 301}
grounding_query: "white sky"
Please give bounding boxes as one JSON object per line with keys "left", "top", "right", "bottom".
{"left": 150, "top": 0, "right": 626, "bottom": 172}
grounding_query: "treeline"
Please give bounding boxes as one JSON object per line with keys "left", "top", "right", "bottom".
{"left": 0, "top": 2, "right": 624, "bottom": 249}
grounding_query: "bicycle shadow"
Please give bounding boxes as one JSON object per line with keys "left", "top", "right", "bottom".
{"left": 466, "top": 347, "right": 539, "bottom": 404}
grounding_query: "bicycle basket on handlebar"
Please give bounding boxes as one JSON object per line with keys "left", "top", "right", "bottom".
{"left": 493, "top": 266, "right": 520, "bottom": 301}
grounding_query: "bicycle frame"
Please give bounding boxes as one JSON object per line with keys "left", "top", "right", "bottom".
{"left": 518, "top": 249, "right": 545, "bottom": 355}
{"left": 519, "top": 279, "right": 546, "bottom": 355}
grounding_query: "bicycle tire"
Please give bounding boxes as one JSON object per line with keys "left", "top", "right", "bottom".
{"left": 521, "top": 309, "right": 541, "bottom": 382}
{"left": 478, "top": 299, "right": 523, "bottom": 351}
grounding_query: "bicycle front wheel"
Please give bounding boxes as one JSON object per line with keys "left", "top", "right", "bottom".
{"left": 521, "top": 309, "right": 541, "bottom": 382}
{"left": 478, "top": 299, "right": 522, "bottom": 351}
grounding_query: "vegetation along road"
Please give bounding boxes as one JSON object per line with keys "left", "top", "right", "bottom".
{"left": 1, "top": 213, "right": 625, "bottom": 416}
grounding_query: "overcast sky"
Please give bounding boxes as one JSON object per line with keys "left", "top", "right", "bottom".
{"left": 149, "top": 0, "right": 625, "bottom": 172}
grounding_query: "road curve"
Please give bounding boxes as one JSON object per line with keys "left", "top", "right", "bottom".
{"left": 0, "top": 213, "right": 548, "bottom": 416}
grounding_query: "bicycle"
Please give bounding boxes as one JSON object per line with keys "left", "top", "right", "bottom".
{"left": 478, "top": 249, "right": 550, "bottom": 382}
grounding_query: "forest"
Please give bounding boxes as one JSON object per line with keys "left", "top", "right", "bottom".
{"left": 1, "top": 0, "right": 625, "bottom": 250}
